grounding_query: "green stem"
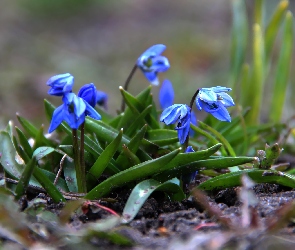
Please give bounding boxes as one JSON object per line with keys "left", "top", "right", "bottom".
{"left": 183, "top": 89, "right": 200, "bottom": 150}
{"left": 80, "top": 122, "right": 86, "bottom": 186}
{"left": 120, "top": 64, "right": 138, "bottom": 112}
{"left": 72, "top": 129, "right": 86, "bottom": 193}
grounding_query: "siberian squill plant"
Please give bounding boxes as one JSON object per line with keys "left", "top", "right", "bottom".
{"left": 0, "top": 34, "right": 293, "bottom": 226}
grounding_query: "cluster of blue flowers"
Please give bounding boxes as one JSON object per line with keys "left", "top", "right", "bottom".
{"left": 136, "top": 44, "right": 235, "bottom": 146}
{"left": 47, "top": 44, "right": 234, "bottom": 148}
{"left": 47, "top": 73, "right": 107, "bottom": 133}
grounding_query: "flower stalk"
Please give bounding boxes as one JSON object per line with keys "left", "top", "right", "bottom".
{"left": 72, "top": 129, "right": 86, "bottom": 193}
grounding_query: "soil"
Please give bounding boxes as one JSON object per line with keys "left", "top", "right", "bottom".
{"left": 56, "top": 183, "right": 295, "bottom": 249}
{"left": 3, "top": 176, "right": 295, "bottom": 250}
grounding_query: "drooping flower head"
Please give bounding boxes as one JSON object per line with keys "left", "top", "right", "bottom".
{"left": 182, "top": 146, "right": 198, "bottom": 187}
{"left": 96, "top": 90, "right": 108, "bottom": 109}
{"left": 196, "top": 86, "right": 235, "bottom": 122}
{"left": 159, "top": 79, "right": 174, "bottom": 109}
{"left": 48, "top": 93, "right": 101, "bottom": 133}
{"left": 78, "top": 83, "right": 97, "bottom": 107}
{"left": 137, "top": 44, "right": 170, "bottom": 85}
{"left": 47, "top": 73, "right": 74, "bottom": 96}
{"left": 78, "top": 83, "right": 108, "bottom": 109}
{"left": 160, "top": 104, "right": 191, "bottom": 144}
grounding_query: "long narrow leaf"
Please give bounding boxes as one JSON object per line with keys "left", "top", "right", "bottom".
{"left": 84, "top": 148, "right": 181, "bottom": 199}
{"left": 86, "top": 129, "right": 123, "bottom": 187}
{"left": 270, "top": 11, "right": 293, "bottom": 122}
{"left": 122, "top": 178, "right": 185, "bottom": 223}
{"left": 230, "top": 0, "right": 248, "bottom": 91}
{"left": 197, "top": 169, "right": 295, "bottom": 191}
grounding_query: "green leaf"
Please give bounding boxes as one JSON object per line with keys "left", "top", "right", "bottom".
{"left": 32, "top": 147, "right": 55, "bottom": 161}
{"left": 145, "top": 129, "right": 179, "bottom": 146}
{"left": 85, "top": 117, "right": 152, "bottom": 162}
{"left": 124, "top": 105, "right": 152, "bottom": 137}
{"left": 230, "top": 0, "right": 248, "bottom": 91}
{"left": 63, "top": 157, "right": 78, "bottom": 193}
{"left": 16, "top": 114, "right": 54, "bottom": 147}
{"left": 254, "top": 0, "right": 264, "bottom": 28}
{"left": 120, "top": 145, "right": 141, "bottom": 167}
{"left": 0, "top": 131, "right": 28, "bottom": 180}
{"left": 33, "top": 125, "right": 47, "bottom": 150}
{"left": 117, "top": 86, "right": 151, "bottom": 130}
{"left": 198, "top": 121, "right": 236, "bottom": 157}
{"left": 155, "top": 154, "right": 255, "bottom": 182}
{"left": 86, "top": 129, "right": 123, "bottom": 187}
{"left": 270, "top": 11, "right": 293, "bottom": 122}
{"left": 197, "top": 169, "right": 295, "bottom": 191}
{"left": 15, "top": 157, "right": 37, "bottom": 200}
{"left": 190, "top": 124, "right": 227, "bottom": 156}
{"left": 15, "top": 126, "right": 33, "bottom": 157}
{"left": 118, "top": 86, "right": 159, "bottom": 130}
{"left": 122, "top": 178, "right": 185, "bottom": 223}
{"left": 32, "top": 167, "right": 65, "bottom": 202}
{"left": 246, "top": 23, "right": 265, "bottom": 124}
{"left": 84, "top": 148, "right": 181, "bottom": 199}
{"left": 265, "top": 0, "right": 289, "bottom": 64}
{"left": 116, "top": 125, "right": 148, "bottom": 170}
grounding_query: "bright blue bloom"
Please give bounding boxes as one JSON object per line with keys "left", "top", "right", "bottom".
{"left": 78, "top": 83, "right": 97, "bottom": 107}
{"left": 137, "top": 44, "right": 170, "bottom": 85}
{"left": 96, "top": 90, "right": 108, "bottom": 109}
{"left": 78, "top": 83, "right": 108, "bottom": 109}
{"left": 160, "top": 104, "right": 191, "bottom": 144}
{"left": 48, "top": 93, "right": 101, "bottom": 133}
{"left": 47, "top": 73, "right": 74, "bottom": 96}
{"left": 182, "top": 146, "right": 198, "bottom": 186}
{"left": 196, "top": 86, "right": 235, "bottom": 122}
{"left": 189, "top": 111, "right": 197, "bottom": 137}
{"left": 159, "top": 79, "right": 174, "bottom": 109}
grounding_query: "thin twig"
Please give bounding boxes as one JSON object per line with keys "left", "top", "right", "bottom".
{"left": 54, "top": 154, "right": 67, "bottom": 185}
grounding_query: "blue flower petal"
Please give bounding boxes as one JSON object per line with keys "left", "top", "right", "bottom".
{"left": 198, "top": 88, "right": 218, "bottom": 103}
{"left": 210, "top": 105, "right": 231, "bottom": 122}
{"left": 78, "top": 83, "right": 97, "bottom": 107}
{"left": 198, "top": 99, "right": 220, "bottom": 113}
{"left": 211, "top": 86, "right": 232, "bottom": 93}
{"left": 160, "top": 104, "right": 183, "bottom": 124}
{"left": 159, "top": 79, "right": 174, "bottom": 109}
{"left": 85, "top": 102, "right": 102, "bottom": 120}
{"left": 47, "top": 73, "right": 74, "bottom": 96}
{"left": 185, "top": 146, "right": 195, "bottom": 153}
{"left": 48, "top": 105, "right": 65, "bottom": 133}
{"left": 142, "top": 71, "right": 159, "bottom": 85}
{"left": 96, "top": 90, "right": 108, "bottom": 108}
{"left": 218, "top": 92, "right": 235, "bottom": 107}
{"left": 150, "top": 56, "right": 170, "bottom": 72}
{"left": 140, "top": 44, "right": 166, "bottom": 58}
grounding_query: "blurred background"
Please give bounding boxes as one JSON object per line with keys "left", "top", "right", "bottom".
{"left": 0, "top": 0, "right": 294, "bottom": 129}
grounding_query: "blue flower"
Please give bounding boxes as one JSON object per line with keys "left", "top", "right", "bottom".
{"left": 182, "top": 146, "right": 198, "bottom": 186}
{"left": 160, "top": 104, "right": 191, "bottom": 144}
{"left": 159, "top": 79, "right": 174, "bottom": 109}
{"left": 47, "top": 73, "right": 74, "bottom": 96}
{"left": 48, "top": 93, "right": 101, "bottom": 133}
{"left": 196, "top": 86, "right": 235, "bottom": 122}
{"left": 78, "top": 83, "right": 108, "bottom": 109}
{"left": 137, "top": 44, "right": 170, "bottom": 85}
{"left": 96, "top": 90, "right": 108, "bottom": 109}
{"left": 78, "top": 83, "right": 97, "bottom": 107}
